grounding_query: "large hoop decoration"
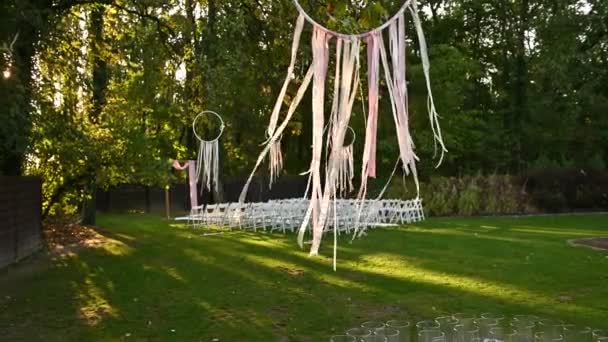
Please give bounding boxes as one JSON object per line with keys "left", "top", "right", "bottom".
{"left": 192, "top": 110, "right": 224, "bottom": 193}
{"left": 291, "top": 0, "right": 413, "bottom": 40}
{"left": 192, "top": 110, "right": 225, "bottom": 142}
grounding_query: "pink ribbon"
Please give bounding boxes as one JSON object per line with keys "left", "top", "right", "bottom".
{"left": 309, "top": 27, "right": 330, "bottom": 255}
{"left": 172, "top": 160, "right": 189, "bottom": 171}
{"left": 364, "top": 32, "right": 380, "bottom": 178}
{"left": 172, "top": 160, "right": 198, "bottom": 208}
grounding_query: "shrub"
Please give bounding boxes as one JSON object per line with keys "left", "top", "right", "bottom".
{"left": 366, "top": 168, "right": 608, "bottom": 216}
{"left": 423, "top": 177, "right": 459, "bottom": 216}
{"left": 457, "top": 176, "right": 482, "bottom": 216}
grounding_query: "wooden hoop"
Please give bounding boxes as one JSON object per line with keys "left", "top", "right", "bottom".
{"left": 192, "top": 110, "right": 225, "bottom": 142}
{"left": 291, "top": 0, "right": 413, "bottom": 40}
{"left": 344, "top": 126, "right": 356, "bottom": 146}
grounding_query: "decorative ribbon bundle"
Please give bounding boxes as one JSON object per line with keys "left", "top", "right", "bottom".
{"left": 239, "top": 0, "right": 447, "bottom": 270}
{"left": 193, "top": 110, "right": 225, "bottom": 194}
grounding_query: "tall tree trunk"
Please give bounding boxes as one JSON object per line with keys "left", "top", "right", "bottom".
{"left": 82, "top": 183, "right": 97, "bottom": 225}
{"left": 203, "top": 0, "right": 224, "bottom": 203}
{"left": 184, "top": 0, "right": 200, "bottom": 113}
{"left": 145, "top": 186, "right": 151, "bottom": 213}
{"left": 90, "top": 6, "right": 109, "bottom": 122}
{"left": 497, "top": 1, "right": 515, "bottom": 171}
{"left": 82, "top": 6, "right": 109, "bottom": 225}
{"left": 513, "top": 0, "right": 530, "bottom": 172}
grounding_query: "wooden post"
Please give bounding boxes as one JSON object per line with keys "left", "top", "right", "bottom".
{"left": 165, "top": 186, "right": 171, "bottom": 220}
{"left": 144, "top": 186, "right": 151, "bottom": 213}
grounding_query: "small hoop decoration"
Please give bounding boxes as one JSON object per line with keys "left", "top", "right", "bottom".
{"left": 344, "top": 126, "right": 356, "bottom": 146}
{"left": 291, "top": 0, "right": 413, "bottom": 40}
{"left": 192, "top": 110, "right": 225, "bottom": 142}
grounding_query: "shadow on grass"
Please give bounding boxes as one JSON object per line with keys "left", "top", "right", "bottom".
{"left": 1, "top": 213, "right": 607, "bottom": 341}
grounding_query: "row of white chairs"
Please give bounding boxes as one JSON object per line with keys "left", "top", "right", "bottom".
{"left": 187, "top": 200, "right": 304, "bottom": 233}
{"left": 185, "top": 198, "right": 424, "bottom": 233}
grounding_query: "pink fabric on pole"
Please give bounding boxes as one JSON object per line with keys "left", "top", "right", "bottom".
{"left": 172, "top": 160, "right": 189, "bottom": 171}
{"left": 172, "top": 160, "right": 198, "bottom": 208}
{"left": 187, "top": 161, "right": 198, "bottom": 208}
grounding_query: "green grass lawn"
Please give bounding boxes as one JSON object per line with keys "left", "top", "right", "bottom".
{"left": 1, "top": 214, "right": 608, "bottom": 341}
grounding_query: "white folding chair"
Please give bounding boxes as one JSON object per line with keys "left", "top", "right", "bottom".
{"left": 188, "top": 204, "right": 206, "bottom": 228}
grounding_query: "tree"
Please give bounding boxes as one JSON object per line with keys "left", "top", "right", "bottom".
{"left": 2, "top": 0, "right": 606, "bottom": 220}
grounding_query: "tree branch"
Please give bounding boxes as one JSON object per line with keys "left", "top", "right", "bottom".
{"left": 53, "top": 0, "right": 181, "bottom": 57}
{"left": 110, "top": 2, "right": 182, "bottom": 57}
{"left": 42, "top": 170, "right": 92, "bottom": 220}
{"left": 0, "top": 31, "right": 19, "bottom": 53}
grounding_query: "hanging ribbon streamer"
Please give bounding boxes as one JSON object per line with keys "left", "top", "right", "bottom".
{"left": 354, "top": 13, "right": 420, "bottom": 240}
{"left": 364, "top": 31, "right": 380, "bottom": 180}
{"left": 357, "top": 31, "right": 381, "bottom": 202}
{"left": 303, "top": 37, "right": 360, "bottom": 257}
{"left": 267, "top": 14, "right": 305, "bottom": 138}
{"left": 239, "top": 65, "right": 315, "bottom": 203}
{"left": 196, "top": 140, "right": 219, "bottom": 193}
{"left": 269, "top": 138, "right": 284, "bottom": 187}
{"left": 336, "top": 143, "right": 354, "bottom": 196}
{"left": 299, "top": 27, "right": 331, "bottom": 255}
{"left": 378, "top": 14, "right": 420, "bottom": 197}
{"left": 325, "top": 38, "right": 343, "bottom": 181}
{"left": 265, "top": 14, "right": 306, "bottom": 187}
{"left": 321, "top": 38, "right": 360, "bottom": 266}
{"left": 409, "top": 1, "right": 448, "bottom": 166}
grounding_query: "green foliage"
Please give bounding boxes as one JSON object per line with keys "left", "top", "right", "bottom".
{"left": 305, "top": 0, "right": 398, "bottom": 34}
{"left": 484, "top": 174, "right": 522, "bottom": 215}
{"left": 529, "top": 155, "right": 563, "bottom": 171}
{"left": 24, "top": 5, "right": 179, "bottom": 217}
{"left": 0, "top": 75, "right": 28, "bottom": 174}
{"left": 587, "top": 153, "right": 606, "bottom": 170}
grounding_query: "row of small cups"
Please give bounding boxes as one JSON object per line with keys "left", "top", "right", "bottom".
{"left": 330, "top": 313, "right": 608, "bottom": 342}
{"left": 418, "top": 314, "right": 608, "bottom": 342}
{"left": 330, "top": 320, "right": 409, "bottom": 342}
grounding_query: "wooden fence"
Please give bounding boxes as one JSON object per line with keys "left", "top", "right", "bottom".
{"left": 97, "top": 175, "right": 309, "bottom": 215}
{"left": 0, "top": 177, "right": 42, "bottom": 269}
